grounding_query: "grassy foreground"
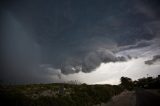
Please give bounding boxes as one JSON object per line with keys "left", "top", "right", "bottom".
{"left": 0, "top": 83, "right": 123, "bottom": 106}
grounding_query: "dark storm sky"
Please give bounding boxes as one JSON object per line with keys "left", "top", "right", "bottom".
{"left": 1, "top": 0, "right": 160, "bottom": 84}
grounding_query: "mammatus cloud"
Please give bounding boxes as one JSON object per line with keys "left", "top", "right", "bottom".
{"left": 145, "top": 55, "right": 160, "bottom": 65}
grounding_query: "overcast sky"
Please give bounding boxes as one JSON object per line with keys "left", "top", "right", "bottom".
{"left": 0, "top": 0, "right": 160, "bottom": 84}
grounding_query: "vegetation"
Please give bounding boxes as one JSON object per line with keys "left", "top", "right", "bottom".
{"left": 0, "top": 83, "right": 123, "bottom": 106}
{"left": 120, "top": 76, "right": 134, "bottom": 90}
{"left": 134, "top": 75, "right": 160, "bottom": 89}
{"left": 120, "top": 75, "right": 160, "bottom": 90}
{"left": 0, "top": 75, "right": 159, "bottom": 106}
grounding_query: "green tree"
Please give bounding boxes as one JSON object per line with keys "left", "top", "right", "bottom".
{"left": 120, "top": 77, "right": 133, "bottom": 90}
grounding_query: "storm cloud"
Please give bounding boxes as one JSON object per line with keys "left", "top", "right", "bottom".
{"left": 61, "top": 49, "right": 127, "bottom": 74}
{"left": 145, "top": 55, "right": 160, "bottom": 65}
{"left": 1, "top": 0, "right": 160, "bottom": 83}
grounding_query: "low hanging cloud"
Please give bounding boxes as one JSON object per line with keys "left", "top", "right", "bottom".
{"left": 1, "top": 0, "right": 160, "bottom": 84}
{"left": 145, "top": 55, "right": 160, "bottom": 65}
{"left": 61, "top": 49, "right": 127, "bottom": 74}
{"left": 39, "top": 64, "right": 61, "bottom": 79}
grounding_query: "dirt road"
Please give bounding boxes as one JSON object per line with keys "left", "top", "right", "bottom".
{"left": 99, "top": 90, "right": 136, "bottom": 106}
{"left": 98, "top": 89, "right": 160, "bottom": 106}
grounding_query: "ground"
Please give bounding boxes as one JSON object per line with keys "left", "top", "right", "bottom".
{"left": 98, "top": 89, "right": 160, "bottom": 106}
{"left": 98, "top": 90, "right": 136, "bottom": 106}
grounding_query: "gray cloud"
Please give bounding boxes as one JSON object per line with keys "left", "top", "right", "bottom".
{"left": 117, "top": 40, "right": 152, "bottom": 52}
{"left": 39, "top": 64, "right": 61, "bottom": 79}
{"left": 1, "top": 0, "right": 160, "bottom": 83}
{"left": 61, "top": 49, "right": 127, "bottom": 74}
{"left": 145, "top": 55, "right": 160, "bottom": 65}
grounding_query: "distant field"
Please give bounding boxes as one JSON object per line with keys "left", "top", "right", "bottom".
{"left": 0, "top": 83, "right": 123, "bottom": 106}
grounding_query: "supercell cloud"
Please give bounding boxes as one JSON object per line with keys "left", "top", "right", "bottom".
{"left": 0, "top": 0, "right": 160, "bottom": 84}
